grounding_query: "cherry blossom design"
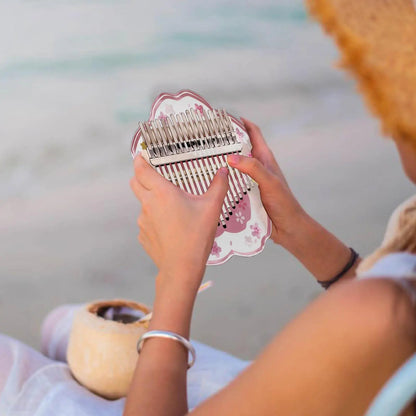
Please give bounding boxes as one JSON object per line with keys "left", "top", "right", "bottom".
{"left": 250, "top": 223, "right": 261, "bottom": 239}
{"left": 236, "top": 128, "right": 244, "bottom": 139}
{"left": 235, "top": 210, "right": 246, "bottom": 224}
{"left": 195, "top": 104, "right": 204, "bottom": 115}
{"left": 165, "top": 104, "right": 174, "bottom": 115}
{"left": 245, "top": 235, "right": 253, "bottom": 245}
{"left": 158, "top": 111, "right": 168, "bottom": 121}
{"left": 211, "top": 241, "right": 222, "bottom": 257}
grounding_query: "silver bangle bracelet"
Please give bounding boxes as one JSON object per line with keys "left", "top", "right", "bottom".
{"left": 137, "top": 330, "right": 196, "bottom": 369}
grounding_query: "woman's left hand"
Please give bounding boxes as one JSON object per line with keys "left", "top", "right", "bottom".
{"left": 130, "top": 155, "right": 229, "bottom": 293}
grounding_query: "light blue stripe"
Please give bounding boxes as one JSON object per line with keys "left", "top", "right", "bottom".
{"left": 365, "top": 354, "right": 416, "bottom": 416}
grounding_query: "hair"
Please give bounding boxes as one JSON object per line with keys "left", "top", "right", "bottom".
{"left": 358, "top": 197, "right": 416, "bottom": 273}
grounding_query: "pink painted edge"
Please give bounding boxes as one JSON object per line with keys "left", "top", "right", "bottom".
{"left": 130, "top": 89, "right": 245, "bottom": 158}
{"left": 207, "top": 217, "right": 272, "bottom": 265}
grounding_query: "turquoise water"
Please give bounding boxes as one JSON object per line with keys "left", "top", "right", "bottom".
{"left": 1, "top": 0, "right": 346, "bottom": 199}
{"left": 0, "top": 1, "right": 307, "bottom": 78}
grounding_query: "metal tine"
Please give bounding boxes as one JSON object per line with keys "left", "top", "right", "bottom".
{"left": 218, "top": 109, "right": 234, "bottom": 144}
{"left": 197, "top": 157, "right": 231, "bottom": 217}
{"left": 202, "top": 109, "right": 219, "bottom": 147}
{"left": 159, "top": 165, "right": 171, "bottom": 182}
{"left": 174, "top": 113, "right": 191, "bottom": 151}
{"left": 176, "top": 162, "right": 193, "bottom": 194}
{"left": 148, "top": 121, "right": 165, "bottom": 156}
{"left": 213, "top": 109, "right": 229, "bottom": 145}
{"left": 202, "top": 156, "right": 235, "bottom": 212}
{"left": 217, "top": 154, "right": 241, "bottom": 203}
{"left": 203, "top": 157, "right": 227, "bottom": 227}
{"left": 195, "top": 109, "right": 214, "bottom": 148}
{"left": 139, "top": 122, "right": 154, "bottom": 157}
{"left": 158, "top": 118, "right": 175, "bottom": 155}
{"left": 188, "top": 160, "right": 205, "bottom": 196}
{"left": 219, "top": 109, "right": 236, "bottom": 144}
{"left": 181, "top": 112, "right": 199, "bottom": 150}
{"left": 141, "top": 122, "right": 160, "bottom": 158}
{"left": 163, "top": 162, "right": 177, "bottom": 186}
{"left": 186, "top": 110, "right": 205, "bottom": 150}
{"left": 208, "top": 109, "right": 225, "bottom": 147}
{"left": 171, "top": 163, "right": 185, "bottom": 190}
{"left": 221, "top": 162, "right": 239, "bottom": 206}
{"left": 213, "top": 162, "right": 235, "bottom": 213}
{"left": 205, "top": 154, "right": 235, "bottom": 213}
{"left": 153, "top": 119, "right": 170, "bottom": 156}
{"left": 204, "top": 110, "right": 219, "bottom": 146}
{"left": 189, "top": 109, "right": 209, "bottom": 149}
{"left": 185, "top": 160, "right": 203, "bottom": 195}
{"left": 218, "top": 111, "right": 251, "bottom": 192}
{"left": 168, "top": 114, "right": 185, "bottom": 152}
{"left": 242, "top": 172, "right": 252, "bottom": 191}
{"left": 220, "top": 154, "right": 243, "bottom": 200}
{"left": 211, "top": 155, "right": 236, "bottom": 216}
{"left": 226, "top": 150, "right": 249, "bottom": 194}
{"left": 231, "top": 162, "right": 248, "bottom": 195}
{"left": 166, "top": 116, "right": 182, "bottom": 154}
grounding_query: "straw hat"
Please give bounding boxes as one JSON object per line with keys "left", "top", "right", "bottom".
{"left": 306, "top": 0, "right": 416, "bottom": 149}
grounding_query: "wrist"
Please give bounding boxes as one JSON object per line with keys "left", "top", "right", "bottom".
{"left": 151, "top": 275, "right": 198, "bottom": 338}
{"left": 156, "top": 264, "right": 205, "bottom": 293}
{"left": 274, "top": 208, "right": 312, "bottom": 251}
{"left": 277, "top": 212, "right": 353, "bottom": 281}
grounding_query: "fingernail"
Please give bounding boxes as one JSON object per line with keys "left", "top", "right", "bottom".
{"left": 219, "top": 167, "right": 229, "bottom": 176}
{"left": 228, "top": 154, "right": 240, "bottom": 164}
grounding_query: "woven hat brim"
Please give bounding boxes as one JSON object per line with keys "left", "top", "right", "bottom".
{"left": 306, "top": 0, "right": 416, "bottom": 148}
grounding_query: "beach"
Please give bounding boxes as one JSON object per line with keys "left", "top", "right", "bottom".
{"left": 1, "top": 0, "right": 414, "bottom": 359}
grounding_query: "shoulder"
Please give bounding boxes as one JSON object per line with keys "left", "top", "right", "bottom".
{"left": 191, "top": 277, "right": 416, "bottom": 416}
{"left": 321, "top": 277, "right": 416, "bottom": 349}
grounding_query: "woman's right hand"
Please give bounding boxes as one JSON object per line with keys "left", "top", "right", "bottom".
{"left": 229, "top": 118, "right": 357, "bottom": 282}
{"left": 227, "top": 118, "right": 306, "bottom": 247}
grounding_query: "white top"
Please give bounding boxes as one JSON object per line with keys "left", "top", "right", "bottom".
{"left": 358, "top": 252, "right": 416, "bottom": 305}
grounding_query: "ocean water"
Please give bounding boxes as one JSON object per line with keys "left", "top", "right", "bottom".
{"left": 0, "top": 0, "right": 349, "bottom": 200}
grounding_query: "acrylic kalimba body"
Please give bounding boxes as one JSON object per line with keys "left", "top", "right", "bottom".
{"left": 131, "top": 90, "right": 271, "bottom": 265}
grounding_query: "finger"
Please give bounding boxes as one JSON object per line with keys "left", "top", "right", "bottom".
{"left": 205, "top": 167, "right": 229, "bottom": 208}
{"left": 130, "top": 177, "right": 148, "bottom": 202}
{"left": 241, "top": 118, "right": 277, "bottom": 165}
{"left": 227, "top": 154, "right": 272, "bottom": 186}
{"left": 241, "top": 118, "right": 269, "bottom": 151}
{"left": 133, "top": 154, "right": 166, "bottom": 190}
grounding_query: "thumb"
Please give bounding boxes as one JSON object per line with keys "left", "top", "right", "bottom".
{"left": 228, "top": 154, "right": 271, "bottom": 186}
{"left": 205, "top": 167, "right": 229, "bottom": 206}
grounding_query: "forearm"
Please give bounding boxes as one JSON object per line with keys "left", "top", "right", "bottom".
{"left": 279, "top": 212, "right": 360, "bottom": 283}
{"left": 124, "top": 272, "right": 199, "bottom": 416}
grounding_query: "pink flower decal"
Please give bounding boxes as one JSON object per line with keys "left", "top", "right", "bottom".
{"left": 158, "top": 111, "right": 168, "bottom": 121}
{"left": 236, "top": 128, "right": 244, "bottom": 139}
{"left": 165, "top": 104, "right": 174, "bottom": 114}
{"left": 195, "top": 104, "right": 204, "bottom": 115}
{"left": 250, "top": 223, "right": 261, "bottom": 239}
{"left": 235, "top": 210, "right": 246, "bottom": 224}
{"left": 211, "top": 241, "right": 222, "bottom": 257}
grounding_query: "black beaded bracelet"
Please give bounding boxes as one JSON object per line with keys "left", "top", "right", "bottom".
{"left": 317, "top": 247, "right": 359, "bottom": 290}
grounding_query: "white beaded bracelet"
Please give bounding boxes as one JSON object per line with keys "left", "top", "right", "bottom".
{"left": 137, "top": 330, "right": 196, "bottom": 369}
